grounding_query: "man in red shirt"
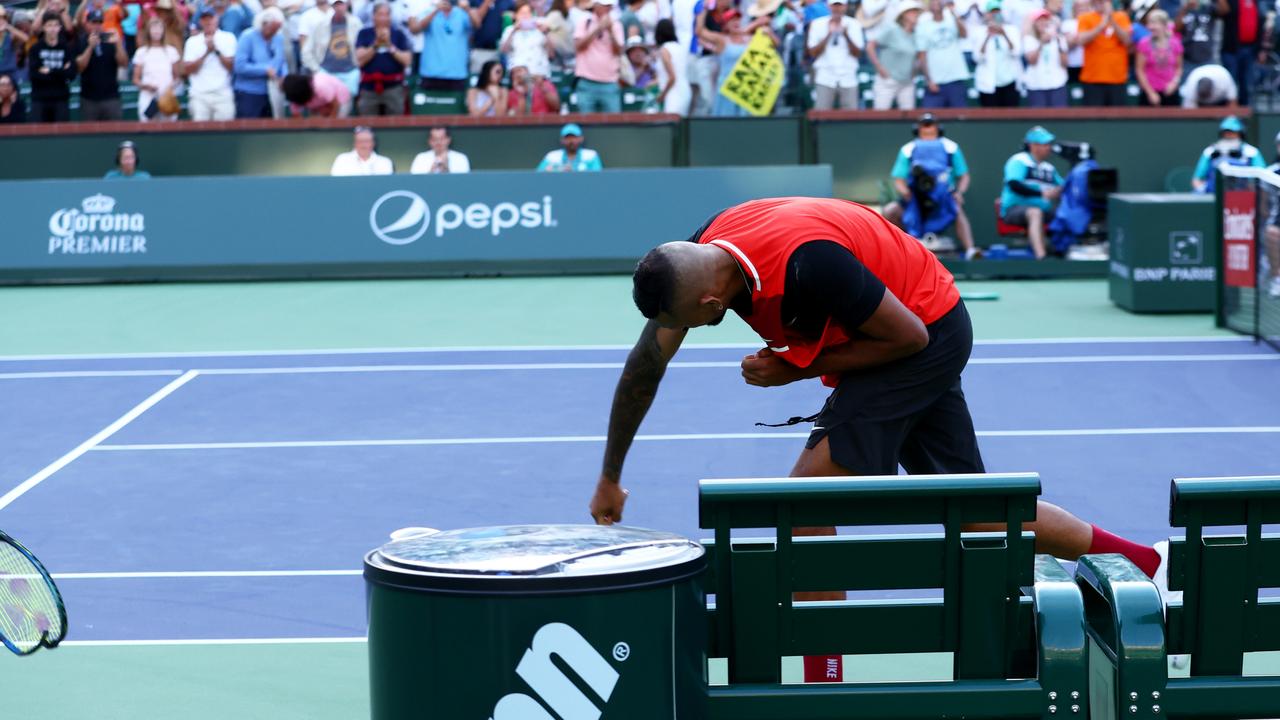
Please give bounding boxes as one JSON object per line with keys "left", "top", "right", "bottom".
{"left": 588, "top": 197, "right": 1162, "bottom": 581}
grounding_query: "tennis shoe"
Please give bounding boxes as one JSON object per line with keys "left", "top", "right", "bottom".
{"left": 1153, "top": 541, "right": 1190, "bottom": 670}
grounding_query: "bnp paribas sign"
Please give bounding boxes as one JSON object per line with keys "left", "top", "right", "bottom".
{"left": 47, "top": 193, "right": 148, "bottom": 256}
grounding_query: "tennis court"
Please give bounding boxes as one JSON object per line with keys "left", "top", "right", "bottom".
{"left": 1, "top": 277, "right": 1276, "bottom": 718}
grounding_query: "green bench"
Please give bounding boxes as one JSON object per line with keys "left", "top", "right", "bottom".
{"left": 1076, "top": 475, "right": 1280, "bottom": 719}
{"left": 699, "top": 472, "right": 1089, "bottom": 720}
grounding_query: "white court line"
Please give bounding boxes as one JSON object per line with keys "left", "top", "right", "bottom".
{"left": 53, "top": 569, "right": 361, "bottom": 580}
{"left": 0, "top": 335, "right": 1251, "bottom": 362}
{"left": 93, "top": 426, "right": 1280, "bottom": 452}
{"left": 63, "top": 637, "right": 366, "bottom": 648}
{"left": 969, "top": 353, "right": 1280, "bottom": 365}
{"left": 0, "top": 370, "right": 200, "bottom": 512}
{"left": 0, "top": 369, "right": 184, "bottom": 380}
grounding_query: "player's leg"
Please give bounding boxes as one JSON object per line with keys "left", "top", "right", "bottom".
{"left": 1266, "top": 224, "right": 1280, "bottom": 296}
{"left": 952, "top": 204, "right": 978, "bottom": 258}
{"left": 1024, "top": 206, "right": 1047, "bottom": 259}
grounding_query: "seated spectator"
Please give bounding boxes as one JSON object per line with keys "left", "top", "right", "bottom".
{"left": 104, "top": 141, "right": 151, "bottom": 179}
{"left": 1023, "top": 8, "right": 1069, "bottom": 107}
{"left": 574, "top": 0, "right": 624, "bottom": 113}
{"left": 410, "top": 0, "right": 471, "bottom": 94}
{"left": 468, "top": 59, "right": 508, "bottom": 116}
{"left": 0, "top": 6, "right": 31, "bottom": 80}
{"left": 74, "top": 8, "right": 128, "bottom": 122}
{"left": 183, "top": 8, "right": 237, "bottom": 121}
{"left": 303, "top": 0, "right": 362, "bottom": 98}
{"left": 0, "top": 73, "right": 27, "bottom": 123}
{"left": 915, "top": 0, "right": 970, "bottom": 108}
{"left": 500, "top": 0, "right": 553, "bottom": 78}
{"left": 354, "top": 2, "right": 411, "bottom": 116}
{"left": 283, "top": 71, "right": 352, "bottom": 115}
{"left": 806, "top": 0, "right": 864, "bottom": 110}
{"left": 28, "top": 12, "right": 76, "bottom": 123}
{"left": 1179, "top": 62, "right": 1237, "bottom": 107}
{"left": 882, "top": 113, "right": 980, "bottom": 259}
{"left": 1191, "top": 116, "right": 1264, "bottom": 193}
{"left": 331, "top": 126, "right": 394, "bottom": 175}
{"left": 133, "top": 17, "right": 180, "bottom": 122}
{"left": 972, "top": 0, "right": 1020, "bottom": 106}
{"left": 624, "top": 36, "right": 656, "bottom": 87}
{"left": 867, "top": 0, "right": 923, "bottom": 110}
{"left": 234, "top": 7, "right": 289, "bottom": 119}
{"left": 508, "top": 63, "right": 562, "bottom": 114}
{"left": 537, "top": 122, "right": 603, "bottom": 171}
{"left": 1134, "top": 8, "right": 1181, "bottom": 106}
{"left": 1000, "top": 126, "right": 1064, "bottom": 259}
{"left": 410, "top": 126, "right": 471, "bottom": 173}
{"left": 652, "top": 18, "right": 690, "bottom": 115}
{"left": 1074, "top": 0, "right": 1132, "bottom": 106}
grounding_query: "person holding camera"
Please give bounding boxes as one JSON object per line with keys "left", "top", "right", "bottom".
{"left": 882, "top": 113, "right": 979, "bottom": 259}
{"left": 972, "top": 0, "right": 1020, "bottom": 106}
{"left": 73, "top": 8, "right": 127, "bottom": 121}
{"left": 354, "top": 1, "right": 412, "bottom": 115}
{"left": 1191, "top": 116, "right": 1265, "bottom": 194}
{"left": 1000, "top": 126, "right": 1065, "bottom": 260}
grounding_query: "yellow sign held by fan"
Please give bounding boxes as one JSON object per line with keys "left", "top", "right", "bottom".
{"left": 718, "top": 30, "right": 784, "bottom": 117}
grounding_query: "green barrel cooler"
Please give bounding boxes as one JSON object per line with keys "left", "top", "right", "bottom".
{"left": 364, "top": 524, "right": 708, "bottom": 720}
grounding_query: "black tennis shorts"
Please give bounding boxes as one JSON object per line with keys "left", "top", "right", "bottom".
{"left": 805, "top": 300, "right": 986, "bottom": 476}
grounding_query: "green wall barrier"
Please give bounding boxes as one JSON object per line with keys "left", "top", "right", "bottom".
{"left": 0, "top": 165, "right": 831, "bottom": 283}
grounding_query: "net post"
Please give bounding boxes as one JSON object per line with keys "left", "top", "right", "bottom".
{"left": 1216, "top": 167, "right": 1227, "bottom": 328}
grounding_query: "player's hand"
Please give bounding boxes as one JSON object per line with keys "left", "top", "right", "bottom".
{"left": 741, "top": 347, "right": 805, "bottom": 387}
{"left": 589, "top": 477, "right": 629, "bottom": 525}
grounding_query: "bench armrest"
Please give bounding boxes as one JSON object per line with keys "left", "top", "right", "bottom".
{"left": 1029, "top": 554, "right": 1089, "bottom": 707}
{"left": 1074, "top": 554, "right": 1168, "bottom": 708}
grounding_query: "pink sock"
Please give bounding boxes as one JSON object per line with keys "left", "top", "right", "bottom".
{"left": 1089, "top": 525, "right": 1160, "bottom": 577}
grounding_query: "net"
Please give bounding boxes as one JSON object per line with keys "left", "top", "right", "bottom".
{"left": 1216, "top": 165, "right": 1280, "bottom": 352}
{"left": 0, "top": 534, "right": 66, "bottom": 655}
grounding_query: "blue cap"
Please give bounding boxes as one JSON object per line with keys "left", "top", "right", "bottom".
{"left": 1024, "top": 125, "right": 1055, "bottom": 145}
{"left": 1219, "top": 116, "right": 1245, "bottom": 134}
{"left": 560, "top": 123, "right": 583, "bottom": 138}
{"left": 198, "top": 6, "right": 217, "bottom": 17}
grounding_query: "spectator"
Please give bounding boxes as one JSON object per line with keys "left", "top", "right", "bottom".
{"left": 623, "top": 35, "right": 656, "bottom": 86}
{"left": 183, "top": 7, "right": 237, "bottom": 121}
{"left": 1218, "top": 0, "right": 1257, "bottom": 105}
{"left": 1191, "top": 115, "right": 1264, "bottom": 193}
{"left": 882, "top": 113, "right": 980, "bottom": 259}
{"left": 1062, "top": 0, "right": 1085, "bottom": 83}
{"left": 283, "top": 70, "right": 352, "bottom": 114}
{"left": 331, "top": 125, "right": 394, "bottom": 174}
{"left": 803, "top": 0, "right": 831, "bottom": 22}
{"left": 297, "top": 0, "right": 333, "bottom": 53}
{"left": 1129, "top": 0, "right": 1156, "bottom": 44}
{"left": 972, "top": 0, "right": 1020, "bottom": 106}
{"left": 500, "top": 0, "right": 553, "bottom": 78}
{"left": 673, "top": 0, "right": 710, "bottom": 116}
{"left": 303, "top": 0, "right": 362, "bottom": 97}
{"left": 652, "top": 17, "right": 690, "bottom": 114}
{"left": 1135, "top": 8, "right": 1182, "bottom": 105}
{"left": 133, "top": 16, "right": 181, "bottom": 121}
{"left": 410, "top": 125, "right": 471, "bottom": 172}
{"left": 997, "top": 0, "right": 1037, "bottom": 30}
{"left": 915, "top": 0, "right": 969, "bottom": 108}
{"left": 574, "top": 0, "right": 625, "bottom": 112}
{"left": 1024, "top": 8, "right": 1069, "bottom": 106}
{"left": 1000, "top": 126, "right": 1064, "bottom": 259}
{"left": 537, "top": 122, "right": 603, "bottom": 171}
{"left": 467, "top": 0, "right": 517, "bottom": 75}
{"left": 104, "top": 140, "right": 151, "bottom": 179}
{"left": 508, "top": 63, "right": 563, "bottom": 113}
{"left": 1265, "top": 131, "right": 1280, "bottom": 298}
{"left": 1176, "top": 0, "right": 1221, "bottom": 76}
{"left": 0, "top": 73, "right": 27, "bottom": 123}
{"left": 544, "top": 0, "right": 575, "bottom": 64}
{"left": 234, "top": 7, "right": 289, "bottom": 118}
{"left": 0, "top": 6, "right": 31, "bottom": 80}
{"left": 354, "top": 2, "right": 412, "bottom": 115}
{"left": 220, "top": 0, "right": 255, "bottom": 37}
{"left": 74, "top": 9, "right": 128, "bottom": 121}
{"left": 856, "top": 0, "right": 889, "bottom": 29}
{"left": 117, "top": 2, "right": 141, "bottom": 56}
{"left": 867, "top": 0, "right": 923, "bottom": 110}
{"left": 145, "top": 0, "right": 188, "bottom": 50}
{"left": 409, "top": 0, "right": 471, "bottom": 94}
{"left": 33, "top": 0, "right": 74, "bottom": 41}
{"left": 29, "top": 12, "right": 76, "bottom": 123}
{"left": 705, "top": 8, "right": 763, "bottom": 116}
{"left": 1179, "top": 62, "right": 1238, "bottom": 105}
{"left": 468, "top": 58, "right": 508, "bottom": 115}
{"left": 806, "top": 0, "right": 864, "bottom": 110}
{"left": 1074, "top": 0, "right": 1132, "bottom": 106}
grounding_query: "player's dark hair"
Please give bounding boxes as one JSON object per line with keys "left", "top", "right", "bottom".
{"left": 632, "top": 247, "right": 678, "bottom": 320}
{"left": 282, "top": 74, "right": 315, "bottom": 106}
{"left": 1196, "top": 77, "right": 1214, "bottom": 104}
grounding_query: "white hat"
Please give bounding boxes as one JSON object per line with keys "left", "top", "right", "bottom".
{"left": 594, "top": 0, "right": 617, "bottom": 6}
{"left": 892, "top": 0, "right": 924, "bottom": 20}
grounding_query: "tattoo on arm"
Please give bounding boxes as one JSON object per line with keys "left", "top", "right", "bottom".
{"left": 600, "top": 321, "right": 669, "bottom": 480}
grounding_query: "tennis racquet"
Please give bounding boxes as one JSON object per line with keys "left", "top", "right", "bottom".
{"left": 0, "top": 530, "right": 67, "bottom": 656}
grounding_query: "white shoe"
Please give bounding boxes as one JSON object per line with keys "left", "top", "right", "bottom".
{"left": 1152, "top": 541, "right": 1190, "bottom": 670}
{"left": 1268, "top": 275, "right": 1280, "bottom": 298}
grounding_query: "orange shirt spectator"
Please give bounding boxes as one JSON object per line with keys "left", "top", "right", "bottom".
{"left": 1075, "top": 0, "right": 1131, "bottom": 105}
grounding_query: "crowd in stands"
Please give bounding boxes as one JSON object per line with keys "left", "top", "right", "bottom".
{"left": 0, "top": 0, "right": 1275, "bottom": 122}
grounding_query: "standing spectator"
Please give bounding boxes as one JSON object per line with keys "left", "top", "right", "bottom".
{"left": 1074, "top": 0, "right": 1132, "bottom": 106}
{"left": 973, "top": 0, "right": 1020, "bottom": 106}
{"left": 707, "top": 8, "right": 777, "bottom": 116}
{"left": 867, "top": 0, "right": 923, "bottom": 110}
{"left": 117, "top": 2, "right": 141, "bottom": 56}
{"left": 0, "top": 6, "right": 31, "bottom": 79}
{"left": 409, "top": 0, "right": 471, "bottom": 94}
{"left": 807, "top": 0, "right": 864, "bottom": 110}
{"left": 145, "top": 0, "right": 188, "bottom": 50}
{"left": 388, "top": 0, "right": 429, "bottom": 69}
{"left": 1265, "top": 131, "right": 1280, "bottom": 298}
{"left": 354, "top": 1, "right": 412, "bottom": 115}
{"left": 508, "top": 63, "right": 563, "bottom": 113}
{"left": 537, "top": 122, "right": 604, "bottom": 170}
{"left": 621, "top": 0, "right": 647, "bottom": 38}
{"left": 1179, "top": 61, "right": 1238, "bottom": 104}
{"left": 74, "top": 9, "right": 127, "bottom": 121}
{"left": 574, "top": 0, "right": 625, "bottom": 112}
{"left": 220, "top": 0, "right": 255, "bottom": 37}
{"left": 1000, "top": 126, "right": 1064, "bottom": 259}
{"left": 33, "top": 0, "right": 74, "bottom": 41}
{"left": 234, "top": 7, "right": 289, "bottom": 118}
{"left": 1135, "top": 8, "right": 1182, "bottom": 105}
{"left": 410, "top": 125, "right": 471, "bottom": 172}
{"left": 915, "top": 0, "right": 969, "bottom": 108}
{"left": 283, "top": 70, "right": 352, "bottom": 114}
{"left": 1218, "top": 0, "right": 1258, "bottom": 105}
{"left": 687, "top": 0, "right": 722, "bottom": 117}
{"left": 1062, "top": 0, "right": 1085, "bottom": 83}
{"left": 0, "top": 73, "right": 27, "bottom": 122}
{"left": 468, "top": 58, "right": 508, "bottom": 115}
{"left": 104, "top": 141, "right": 151, "bottom": 179}
{"left": 544, "top": 0, "right": 575, "bottom": 64}
{"left": 467, "top": 0, "right": 517, "bottom": 75}
{"left": 304, "top": 0, "right": 362, "bottom": 97}
{"left": 297, "top": 0, "right": 332, "bottom": 53}
{"left": 1176, "top": 0, "right": 1221, "bottom": 75}
{"left": 29, "top": 12, "right": 76, "bottom": 122}
{"left": 183, "top": 7, "right": 237, "bottom": 121}
{"left": 1023, "top": 8, "right": 1069, "bottom": 106}
{"left": 133, "top": 16, "right": 181, "bottom": 121}
{"left": 331, "top": 125, "right": 394, "bottom": 174}
{"left": 652, "top": 17, "right": 691, "bottom": 114}
{"left": 1191, "top": 116, "right": 1263, "bottom": 193}
{"left": 501, "top": 0, "right": 553, "bottom": 78}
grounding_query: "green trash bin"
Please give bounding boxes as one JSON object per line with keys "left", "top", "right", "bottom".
{"left": 1108, "top": 192, "right": 1217, "bottom": 312}
{"left": 364, "top": 524, "right": 708, "bottom": 720}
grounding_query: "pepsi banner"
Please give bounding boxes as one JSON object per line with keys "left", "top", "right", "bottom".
{"left": 0, "top": 166, "right": 833, "bottom": 282}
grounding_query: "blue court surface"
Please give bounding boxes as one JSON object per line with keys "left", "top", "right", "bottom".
{"left": 0, "top": 336, "right": 1276, "bottom": 645}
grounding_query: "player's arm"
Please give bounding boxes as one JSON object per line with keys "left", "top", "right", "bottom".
{"left": 804, "top": 290, "right": 929, "bottom": 376}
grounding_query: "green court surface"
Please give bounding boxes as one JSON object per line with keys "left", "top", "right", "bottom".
{"left": 0, "top": 276, "right": 1232, "bottom": 720}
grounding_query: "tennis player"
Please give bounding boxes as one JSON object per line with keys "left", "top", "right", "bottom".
{"left": 588, "top": 196, "right": 1164, "bottom": 581}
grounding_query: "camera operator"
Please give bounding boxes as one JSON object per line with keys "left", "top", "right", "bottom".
{"left": 1000, "top": 125, "right": 1065, "bottom": 260}
{"left": 882, "top": 113, "right": 980, "bottom": 259}
{"left": 1191, "top": 115, "right": 1264, "bottom": 194}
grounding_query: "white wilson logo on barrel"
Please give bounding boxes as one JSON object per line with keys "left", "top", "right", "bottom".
{"left": 489, "top": 622, "right": 620, "bottom": 720}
